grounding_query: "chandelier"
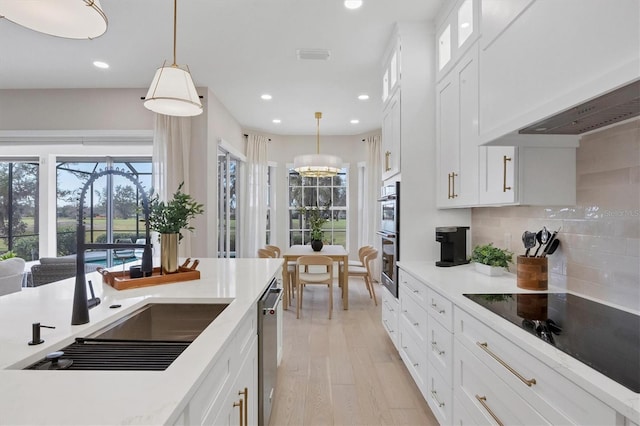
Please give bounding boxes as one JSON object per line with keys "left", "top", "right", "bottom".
{"left": 0, "top": 0, "right": 108, "bottom": 39}
{"left": 144, "top": 0, "right": 203, "bottom": 117}
{"left": 293, "top": 112, "right": 342, "bottom": 178}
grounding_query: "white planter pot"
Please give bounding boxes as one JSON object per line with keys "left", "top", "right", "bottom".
{"left": 474, "top": 262, "right": 504, "bottom": 276}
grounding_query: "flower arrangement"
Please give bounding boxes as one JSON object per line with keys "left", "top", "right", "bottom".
{"left": 147, "top": 183, "right": 204, "bottom": 239}
{"left": 471, "top": 243, "right": 513, "bottom": 270}
{"left": 298, "top": 202, "right": 331, "bottom": 242}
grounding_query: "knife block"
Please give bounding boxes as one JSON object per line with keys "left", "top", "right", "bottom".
{"left": 517, "top": 256, "right": 548, "bottom": 290}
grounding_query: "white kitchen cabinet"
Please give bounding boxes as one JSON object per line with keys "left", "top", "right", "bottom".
{"left": 382, "top": 89, "right": 401, "bottom": 181}
{"left": 455, "top": 306, "right": 617, "bottom": 425}
{"left": 478, "top": 145, "right": 576, "bottom": 206}
{"left": 381, "top": 33, "right": 400, "bottom": 106}
{"left": 478, "top": 0, "right": 639, "bottom": 143}
{"left": 398, "top": 274, "right": 429, "bottom": 394}
{"left": 436, "top": 44, "right": 479, "bottom": 208}
{"left": 436, "top": 0, "right": 479, "bottom": 82}
{"left": 178, "top": 309, "right": 258, "bottom": 426}
{"left": 381, "top": 285, "right": 399, "bottom": 351}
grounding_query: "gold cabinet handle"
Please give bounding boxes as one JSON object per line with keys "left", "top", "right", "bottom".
{"left": 233, "top": 398, "right": 244, "bottom": 426}
{"left": 431, "top": 341, "right": 445, "bottom": 355}
{"left": 431, "top": 390, "right": 445, "bottom": 408}
{"left": 385, "top": 151, "right": 391, "bottom": 171}
{"left": 451, "top": 172, "right": 458, "bottom": 198}
{"left": 475, "top": 395, "right": 504, "bottom": 426}
{"left": 476, "top": 342, "right": 537, "bottom": 387}
{"left": 503, "top": 155, "right": 512, "bottom": 192}
{"left": 238, "top": 387, "right": 248, "bottom": 426}
{"left": 447, "top": 172, "right": 452, "bottom": 199}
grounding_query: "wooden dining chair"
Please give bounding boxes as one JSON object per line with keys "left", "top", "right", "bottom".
{"left": 296, "top": 255, "right": 334, "bottom": 319}
{"left": 258, "top": 248, "right": 276, "bottom": 258}
{"left": 262, "top": 245, "right": 296, "bottom": 306}
{"left": 348, "top": 245, "right": 373, "bottom": 268}
{"left": 346, "top": 248, "right": 378, "bottom": 305}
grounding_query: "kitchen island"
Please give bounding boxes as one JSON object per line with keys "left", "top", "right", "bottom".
{"left": 0, "top": 258, "right": 283, "bottom": 425}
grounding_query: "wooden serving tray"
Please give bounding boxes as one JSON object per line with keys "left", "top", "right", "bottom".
{"left": 97, "top": 259, "right": 201, "bottom": 291}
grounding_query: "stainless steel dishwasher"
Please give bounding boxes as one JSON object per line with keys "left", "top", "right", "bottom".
{"left": 258, "top": 278, "right": 281, "bottom": 426}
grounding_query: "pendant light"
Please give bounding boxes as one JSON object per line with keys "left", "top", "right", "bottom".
{"left": 293, "top": 112, "right": 342, "bottom": 178}
{"left": 0, "top": 0, "right": 107, "bottom": 39}
{"left": 144, "top": 0, "right": 203, "bottom": 117}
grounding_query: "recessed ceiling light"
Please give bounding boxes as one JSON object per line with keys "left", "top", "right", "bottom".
{"left": 350, "top": 119, "right": 360, "bottom": 124}
{"left": 93, "top": 61, "right": 109, "bottom": 69}
{"left": 261, "top": 94, "right": 272, "bottom": 100}
{"left": 344, "top": 0, "right": 363, "bottom": 10}
{"left": 272, "top": 119, "right": 281, "bottom": 124}
{"left": 358, "top": 94, "right": 370, "bottom": 100}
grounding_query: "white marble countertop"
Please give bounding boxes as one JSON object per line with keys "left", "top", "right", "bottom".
{"left": 0, "top": 258, "right": 283, "bottom": 425}
{"left": 398, "top": 260, "right": 640, "bottom": 422}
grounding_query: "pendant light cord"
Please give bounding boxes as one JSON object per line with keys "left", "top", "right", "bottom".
{"left": 172, "top": 0, "right": 177, "bottom": 66}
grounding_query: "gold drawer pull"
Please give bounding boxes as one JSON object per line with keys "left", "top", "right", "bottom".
{"left": 233, "top": 398, "right": 244, "bottom": 426}
{"left": 451, "top": 172, "right": 458, "bottom": 198}
{"left": 431, "top": 390, "right": 445, "bottom": 408}
{"left": 475, "top": 395, "right": 504, "bottom": 426}
{"left": 385, "top": 151, "right": 391, "bottom": 171}
{"left": 238, "top": 387, "right": 248, "bottom": 426}
{"left": 431, "top": 302, "right": 445, "bottom": 314}
{"left": 431, "top": 341, "right": 445, "bottom": 355}
{"left": 477, "top": 342, "right": 537, "bottom": 387}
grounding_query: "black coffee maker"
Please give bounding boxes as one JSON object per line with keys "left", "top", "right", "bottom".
{"left": 435, "top": 226, "right": 470, "bottom": 267}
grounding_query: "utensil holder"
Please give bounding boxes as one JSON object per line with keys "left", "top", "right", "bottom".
{"left": 517, "top": 256, "right": 548, "bottom": 290}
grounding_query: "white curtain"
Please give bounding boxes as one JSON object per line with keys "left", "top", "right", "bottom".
{"left": 239, "top": 134, "right": 269, "bottom": 258}
{"left": 152, "top": 114, "right": 192, "bottom": 257}
{"left": 361, "top": 135, "right": 382, "bottom": 279}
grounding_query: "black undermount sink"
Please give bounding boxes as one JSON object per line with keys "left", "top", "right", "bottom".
{"left": 25, "top": 303, "right": 229, "bottom": 371}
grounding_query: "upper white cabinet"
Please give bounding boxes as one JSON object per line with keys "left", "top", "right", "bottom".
{"left": 380, "top": 22, "right": 429, "bottom": 181}
{"left": 478, "top": 145, "right": 576, "bottom": 206}
{"left": 382, "top": 90, "right": 401, "bottom": 180}
{"left": 436, "top": 0, "right": 479, "bottom": 82}
{"left": 436, "top": 44, "right": 479, "bottom": 208}
{"left": 479, "top": 0, "right": 640, "bottom": 143}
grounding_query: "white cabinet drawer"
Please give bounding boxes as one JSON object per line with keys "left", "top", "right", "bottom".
{"left": 398, "top": 322, "right": 427, "bottom": 391}
{"left": 427, "top": 365, "right": 453, "bottom": 426}
{"left": 455, "top": 340, "right": 549, "bottom": 425}
{"left": 398, "top": 269, "right": 427, "bottom": 305}
{"left": 381, "top": 287, "right": 399, "bottom": 349}
{"left": 428, "top": 313, "right": 453, "bottom": 382}
{"left": 427, "top": 287, "right": 453, "bottom": 331}
{"left": 399, "top": 284, "right": 428, "bottom": 349}
{"left": 455, "top": 307, "right": 617, "bottom": 425}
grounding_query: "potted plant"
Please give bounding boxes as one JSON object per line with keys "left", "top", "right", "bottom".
{"left": 298, "top": 203, "right": 330, "bottom": 251}
{"left": 470, "top": 243, "right": 513, "bottom": 276}
{"left": 147, "top": 183, "right": 204, "bottom": 273}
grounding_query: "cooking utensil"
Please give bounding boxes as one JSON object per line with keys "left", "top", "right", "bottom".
{"left": 532, "top": 227, "right": 551, "bottom": 257}
{"left": 540, "top": 227, "right": 562, "bottom": 257}
{"left": 542, "top": 239, "right": 560, "bottom": 257}
{"left": 522, "top": 231, "right": 536, "bottom": 257}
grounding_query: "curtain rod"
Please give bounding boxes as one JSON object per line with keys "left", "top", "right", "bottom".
{"left": 243, "top": 133, "right": 271, "bottom": 141}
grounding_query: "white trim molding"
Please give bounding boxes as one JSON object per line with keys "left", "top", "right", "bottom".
{"left": 0, "top": 130, "right": 153, "bottom": 144}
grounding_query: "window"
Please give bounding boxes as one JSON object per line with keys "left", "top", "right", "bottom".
{"left": 288, "top": 168, "right": 348, "bottom": 247}
{"left": 218, "top": 149, "right": 240, "bottom": 258}
{"left": 56, "top": 158, "right": 152, "bottom": 266}
{"left": 0, "top": 160, "right": 39, "bottom": 260}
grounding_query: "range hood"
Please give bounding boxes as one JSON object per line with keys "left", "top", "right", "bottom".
{"left": 519, "top": 80, "right": 640, "bottom": 135}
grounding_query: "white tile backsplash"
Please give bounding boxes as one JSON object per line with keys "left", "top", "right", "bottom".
{"left": 472, "top": 119, "right": 640, "bottom": 311}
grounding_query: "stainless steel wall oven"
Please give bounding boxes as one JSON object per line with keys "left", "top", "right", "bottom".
{"left": 377, "top": 182, "right": 399, "bottom": 298}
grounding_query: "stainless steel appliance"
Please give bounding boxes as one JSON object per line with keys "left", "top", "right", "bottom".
{"left": 465, "top": 293, "right": 640, "bottom": 393}
{"left": 258, "top": 278, "right": 282, "bottom": 426}
{"left": 378, "top": 182, "right": 399, "bottom": 297}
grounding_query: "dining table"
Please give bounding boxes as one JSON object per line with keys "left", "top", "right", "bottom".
{"left": 281, "top": 244, "right": 349, "bottom": 311}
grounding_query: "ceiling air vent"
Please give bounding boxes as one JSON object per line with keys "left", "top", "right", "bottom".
{"left": 296, "top": 48, "right": 331, "bottom": 61}
{"left": 519, "top": 80, "right": 640, "bottom": 135}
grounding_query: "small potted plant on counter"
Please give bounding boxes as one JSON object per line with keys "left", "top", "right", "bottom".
{"left": 147, "top": 183, "right": 204, "bottom": 273}
{"left": 470, "top": 243, "right": 513, "bottom": 276}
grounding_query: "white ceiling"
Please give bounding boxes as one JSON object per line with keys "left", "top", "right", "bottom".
{"left": 0, "top": 0, "right": 443, "bottom": 135}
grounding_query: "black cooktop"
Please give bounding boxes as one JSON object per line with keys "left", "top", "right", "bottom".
{"left": 464, "top": 293, "right": 640, "bottom": 393}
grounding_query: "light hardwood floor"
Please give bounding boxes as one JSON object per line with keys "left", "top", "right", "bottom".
{"left": 269, "top": 278, "right": 439, "bottom": 426}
